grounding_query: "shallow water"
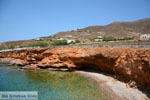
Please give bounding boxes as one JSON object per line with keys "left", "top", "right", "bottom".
{"left": 0, "top": 66, "right": 110, "bottom": 100}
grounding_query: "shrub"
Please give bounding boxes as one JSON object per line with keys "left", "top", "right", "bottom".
{"left": 103, "top": 37, "right": 134, "bottom": 41}
{"left": 77, "top": 29, "right": 83, "bottom": 32}
{"left": 117, "top": 37, "right": 134, "bottom": 41}
{"left": 77, "top": 30, "right": 83, "bottom": 32}
{"left": 27, "top": 41, "right": 50, "bottom": 47}
{"left": 52, "top": 40, "right": 68, "bottom": 45}
{"left": 75, "top": 40, "right": 80, "bottom": 43}
{"left": 0, "top": 47, "right": 3, "bottom": 50}
{"left": 8, "top": 45, "right": 16, "bottom": 49}
{"left": 103, "top": 37, "right": 116, "bottom": 41}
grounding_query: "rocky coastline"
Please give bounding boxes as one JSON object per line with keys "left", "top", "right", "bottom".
{"left": 0, "top": 47, "right": 150, "bottom": 99}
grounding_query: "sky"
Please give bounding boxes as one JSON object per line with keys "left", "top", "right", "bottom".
{"left": 0, "top": 0, "right": 149, "bottom": 42}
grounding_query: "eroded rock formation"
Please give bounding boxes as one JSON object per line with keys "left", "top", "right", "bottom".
{"left": 0, "top": 47, "right": 150, "bottom": 86}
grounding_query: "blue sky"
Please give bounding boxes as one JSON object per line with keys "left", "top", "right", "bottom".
{"left": 0, "top": 0, "right": 149, "bottom": 42}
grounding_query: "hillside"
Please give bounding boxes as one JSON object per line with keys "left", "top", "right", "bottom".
{"left": 0, "top": 18, "right": 149, "bottom": 49}
{"left": 54, "top": 18, "right": 150, "bottom": 39}
{"left": 0, "top": 40, "right": 37, "bottom": 50}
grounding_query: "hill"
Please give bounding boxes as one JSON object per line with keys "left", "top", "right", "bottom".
{"left": 0, "top": 18, "right": 149, "bottom": 49}
{"left": 53, "top": 18, "right": 150, "bottom": 39}
{"left": 0, "top": 40, "right": 37, "bottom": 50}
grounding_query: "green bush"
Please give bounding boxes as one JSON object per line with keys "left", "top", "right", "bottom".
{"left": 0, "top": 47, "right": 3, "bottom": 50}
{"left": 75, "top": 40, "right": 80, "bottom": 43}
{"left": 8, "top": 45, "right": 16, "bottom": 49}
{"left": 77, "top": 29, "right": 83, "bottom": 32}
{"left": 103, "top": 37, "right": 134, "bottom": 41}
{"left": 77, "top": 30, "right": 83, "bottom": 32}
{"left": 52, "top": 40, "right": 68, "bottom": 45}
{"left": 117, "top": 37, "right": 134, "bottom": 41}
{"left": 103, "top": 37, "right": 117, "bottom": 41}
{"left": 27, "top": 41, "right": 50, "bottom": 47}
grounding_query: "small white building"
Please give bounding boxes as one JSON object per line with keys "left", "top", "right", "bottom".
{"left": 140, "top": 34, "right": 150, "bottom": 40}
{"left": 94, "top": 39, "right": 103, "bottom": 42}
{"left": 86, "top": 30, "right": 90, "bottom": 32}
{"left": 97, "top": 36, "right": 103, "bottom": 39}
{"left": 94, "top": 36, "right": 103, "bottom": 42}
{"left": 67, "top": 40, "right": 75, "bottom": 43}
{"left": 34, "top": 38, "right": 40, "bottom": 41}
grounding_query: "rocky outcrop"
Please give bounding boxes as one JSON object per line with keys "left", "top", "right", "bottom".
{"left": 0, "top": 58, "right": 27, "bottom": 66}
{"left": 115, "top": 48, "right": 150, "bottom": 85}
{"left": 0, "top": 47, "right": 150, "bottom": 86}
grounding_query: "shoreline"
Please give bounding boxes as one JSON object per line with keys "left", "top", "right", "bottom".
{"left": 76, "top": 71, "right": 149, "bottom": 100}
{"left": 0, "top": 47, "right": 150, "bottom": 99}
{"left": 0, "top": 64, "right": 149, "bottom": 100}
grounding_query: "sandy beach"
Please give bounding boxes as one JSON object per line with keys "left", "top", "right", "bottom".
{"left": 76, "top": 71, "right": 149, "bottom": 100}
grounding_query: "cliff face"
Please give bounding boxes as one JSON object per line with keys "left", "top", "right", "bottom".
{"left": 0, "top": 47, "right": 150, "bottom": 86}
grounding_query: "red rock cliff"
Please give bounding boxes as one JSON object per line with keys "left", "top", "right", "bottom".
{"left": 0, "top": 47, "right": 150, "bottom": 86}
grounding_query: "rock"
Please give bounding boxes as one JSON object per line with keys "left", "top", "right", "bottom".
{"left": 0, "top": 58, "right": 27, "bottom": 66}
{"left": 22, "top": 64, "right": 38, "bottom": 69}
{"left": 0, "top": 47, "right": 150, "bottom": 86}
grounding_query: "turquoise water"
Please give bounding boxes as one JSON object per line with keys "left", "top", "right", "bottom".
{"left": 0, "top": 66, "right": 110, "bottom": 100}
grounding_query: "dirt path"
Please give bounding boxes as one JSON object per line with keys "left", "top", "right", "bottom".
{"left": 76, "top": 71, "right": 149, "bottom": 100}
